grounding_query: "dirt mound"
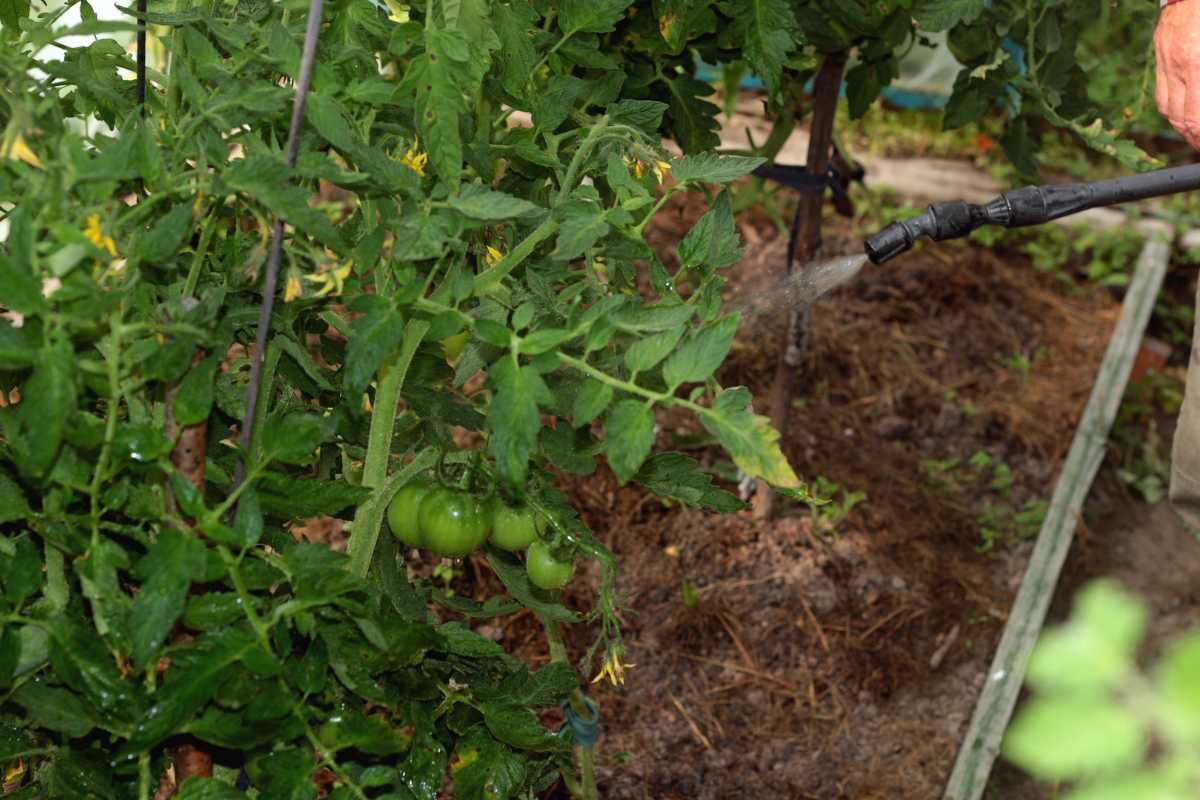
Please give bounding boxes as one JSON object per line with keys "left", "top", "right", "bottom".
{"left": 559, "top": 193, "right": 1119, "bottom": 799}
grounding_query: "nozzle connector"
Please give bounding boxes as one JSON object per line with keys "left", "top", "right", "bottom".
{"left": 863, "top": 201, "right": 986, "bottom": 264}
{"left": 864, "top": 221, "right": 912, "bottom": 264}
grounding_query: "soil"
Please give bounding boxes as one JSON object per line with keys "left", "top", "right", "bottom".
{"left": 517, "top": 190, "right": 1200, "bottom": 799}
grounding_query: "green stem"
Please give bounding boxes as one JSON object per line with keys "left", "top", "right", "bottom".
{"left": 138, "top": 752, "right": 152, "bottom": 800}
{"left": 530, "top": 28, "right": 575, "bottom": 77}
{"left": 632, "top": 188, "right": 682, "bottom": 237}
{"left": 183, "top": 202, "right": 222, "bottom": 297}
{"left": 85, "top": 312, "right": 125, "bottom": 564}
{"left": 43, "top": 545, "right": 67, "bottom": 614}
{"left": 542, "top": 617, "right": 599, "bottom": 800}
{"left": 557, "top": 353, "right": 669, "bottom": 404}
{"left": 557, "top": 116, "right": 609, "bottom": 206}
{"left": 246, "top": 342, "right": 281, "bottom": 466}
{"left": 346, "top": 320, "right": 431, "bottom": 577}
{"left": 757, "top": 106, "right": 796, "bottom": 162}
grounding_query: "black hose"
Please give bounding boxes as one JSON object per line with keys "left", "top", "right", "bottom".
{"left": 865, "top": 161, "right": 1200, "bottom": 264}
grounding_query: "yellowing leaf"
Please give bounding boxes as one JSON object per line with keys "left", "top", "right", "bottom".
{"left": 699, "top": 387, "right": 799, "bottom": 488}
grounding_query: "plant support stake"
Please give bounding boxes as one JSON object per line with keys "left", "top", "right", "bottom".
{"left": 232, "top": 0, "right": 324, "bottom": 491}
{"left": 943, "top": 232, "right": 1173, "bottom": 800}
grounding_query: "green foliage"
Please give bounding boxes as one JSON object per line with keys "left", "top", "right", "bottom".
{"left": 1005, "top": 581, "right": 1200, "bottom": 797}
{"left": 0, "top": 0, "right": 816, "bottom": 795}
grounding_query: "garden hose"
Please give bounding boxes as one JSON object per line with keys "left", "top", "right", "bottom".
{"left": 864, "top": 161, "right": 1200, "bottom": 264}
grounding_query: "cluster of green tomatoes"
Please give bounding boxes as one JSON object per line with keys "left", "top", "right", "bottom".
{"left": 386, "top": 479, "right": 577, "bottom": 589}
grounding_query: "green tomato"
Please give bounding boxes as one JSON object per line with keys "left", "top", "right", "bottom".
{"left": 418, "top": 487, "right": 492, "bottom": 557}
{"left": 525, "top": 540, "right": 576, "bottom": 590}
{"left": 387, "top": 479, "right": 434, "bottom": 548}
{"left": 489, "top": 499, "right": 544, "bottom": 552}
{"left": 441, "top": 331, "right": 470, "bottom": 361}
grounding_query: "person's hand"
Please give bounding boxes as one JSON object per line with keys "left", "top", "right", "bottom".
{"left": 1157, "top": 0, "right": 1200, "bottom": 148}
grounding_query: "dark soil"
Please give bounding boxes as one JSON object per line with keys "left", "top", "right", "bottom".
{"left": 525, "top": 190, "right": 1200, "bottom": 799}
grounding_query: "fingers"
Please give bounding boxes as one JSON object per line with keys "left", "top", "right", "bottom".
{"left": 1157, "top": 3, "right": 1200, "bottom": 147}
{"left": 1156, "top": 26, "right": 1171, "bottom": 118}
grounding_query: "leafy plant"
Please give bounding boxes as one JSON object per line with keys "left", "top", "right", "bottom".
{"left": 1005, "top": 580, "right": 1200, "bottom": 798}
{"left": 810, "top": 475, "right": 866, "bottom": 535}
{"left": 0, "top": 1, "right": 804, "bottom": 796}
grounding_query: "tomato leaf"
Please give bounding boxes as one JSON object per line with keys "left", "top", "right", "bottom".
{"left": 261, "top": 412, "right": 338, "bottom": 466}
{"left": 559, "top": 0, "right": 629, "bottom": 33}
{"left": 604, "top": 399, "right": 655, "bottom": 484}
{"left": 448, "top": 185, "right": 543, "bottom": 221}
{"left": 487, "top": 360, "right": 553, "bottom": 487}
{"left": 552, "top": 199, "right": 609, "bottom": 261}
{"left": 173, "top": 354, "right": 220, "bottom": 427}
{"left": 0, "top": 319, "right": 37, "bottom": 370}
{"left": 662, "top": 73, "right": 722, "bottom": 153}
{"left": 624, "top": 327, "right": 685, "bottom": 374}
{"left": 130, "top": 529, "right": 207, "bottom": 669}
{"left": 485, "top": 548, "right": 579, "bottom": 622}
{"left": 344, "top": 307, "right": 404, "bottom": 398}
{"left": 912, "top": 0, "right": 986, "bottom": 32}
{"left": 123, "top": 628, "right": 258, "bottom": 754}
{"left": 453, "top": 725, "right": 527, "bottom": 800}
{"left": 223, "top": 154, "right": 345, "bottom": 253}
{"left": 13, "top": 338, "right": 75, "bottom": 478}
{"left": 662, "top": 314, "right": 739, "bottom": 389}
{"left": 0, "top": 252, "right": 46, "bottom": 315}
{"left": 677, "top": 190, "right": 742, "bottom": 269}
{"left": 716, "top": 0, "right": 799, "bottom": 101}
{"left": 255, "top": 474, "right": 372, "bottom": 519}
{"left": 13, "top": 683, "right": 97, "bottom": 738}
{"left": 699, "top": 387, "right": 799, "bottom": 488}
{"left": 0, "top": 471, "right": 30, "bottom": 524}
{"left": 634, "top": 452, "right": 746, "bottom": 512}
{"left": 134, "top": 204, "right": 193, "bottom": 265}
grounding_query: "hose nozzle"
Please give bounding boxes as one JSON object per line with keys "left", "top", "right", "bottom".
{"left": 864, "top": 201, "right": 987, "bottom": 264}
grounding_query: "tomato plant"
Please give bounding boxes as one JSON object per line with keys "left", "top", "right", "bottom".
{"left": 0, "top": 0, "right": 1156, "bottom": 797}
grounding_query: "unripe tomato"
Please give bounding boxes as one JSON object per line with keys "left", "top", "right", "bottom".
{"left": 525, "top": 540, "right": 575, "bottom": 590}
{"left": 489, "top": 499, "right": 544, "bottom": 552}
{"left": 441, "top": 331, "right": 470, "bottom": 361}
{"left": 387, "top": 479, "right": 435, "bottom": 548}
{"left": 418, "top": 487, "right": 492, "bottom": 557}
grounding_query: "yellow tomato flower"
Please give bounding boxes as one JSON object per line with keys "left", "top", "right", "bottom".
{"left": 383, "top": 0, "right": 409, "bottom": 22}
{"left": 283, "top": 272, "right": 304, "bottom": 303}
{"left": 3, "top": 134, "right": 42, "bottom": 169}
{"left": 84, "top": 215, "right": 118, "bottom": 257}
{"left": 591, "top": 646, "right": 633, "bottom": 687}
{"left": 623, "top": 155, "right": 644, "bottom": 179}
{"left": 485, "top": 244, "right": 504, "bottom": 266}
{"left": 652, "top": 160, "right": 672, "bottom": 183}
{"left": 402, "top": 138, "right": 428, "bottom": 177}
{"left": 303, "top": 260, "right": 353, "bottom": 297}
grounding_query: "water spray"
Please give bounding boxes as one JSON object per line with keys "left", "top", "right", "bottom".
{"left": 864, "top": 162, "right": 1200, "bottom": 264}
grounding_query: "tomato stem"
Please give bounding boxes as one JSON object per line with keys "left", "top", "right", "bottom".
{"left": 542, "top": 618, "right": 600, "bottom": 800}
{"left": 346, "top": 319, "right": 430, "bottom": 576}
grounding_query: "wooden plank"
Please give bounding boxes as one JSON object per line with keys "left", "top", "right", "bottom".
{"left": 943, "top": 233, "right": 1174, "bottom": 800}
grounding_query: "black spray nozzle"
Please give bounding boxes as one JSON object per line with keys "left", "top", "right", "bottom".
{"left": 864, "top": 201, "right": 986, "bottom": 264}
{"left": 864, "top": 161, "right": 1200, "bottom": 264}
